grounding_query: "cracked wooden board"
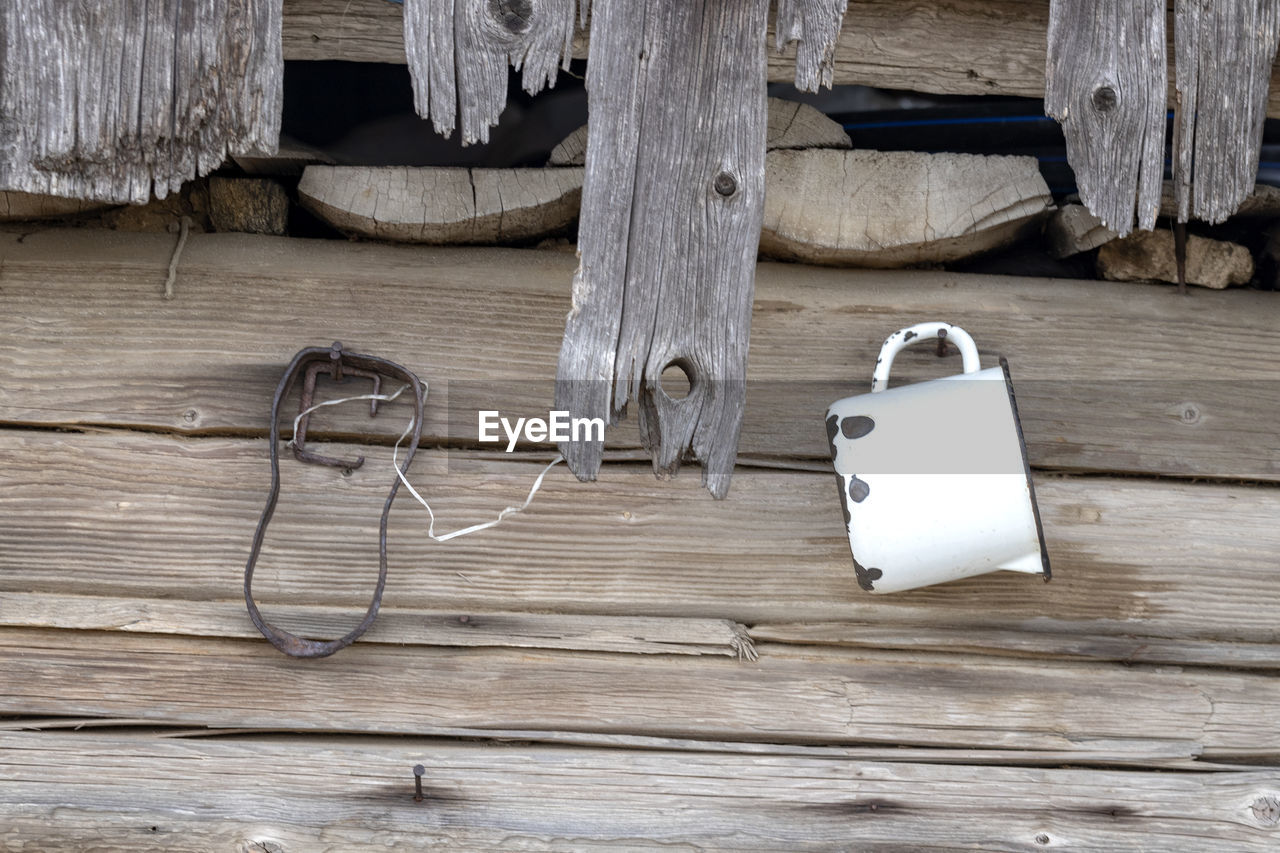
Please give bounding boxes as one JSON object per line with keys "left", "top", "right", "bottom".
{"left": 3, "top": 431, "right": 1280, "bottom": 661}
{"left": 2, "top": 733, "right": 1278, "bottom": 849}
{"left": 0, "top": 0, "right": 281, "bottom": 204}
{"left": 2, "top": 231, "right": 1277, "bottom": 482}
{"left": 1, "top": 628, "right": 1278, "bottom": 758}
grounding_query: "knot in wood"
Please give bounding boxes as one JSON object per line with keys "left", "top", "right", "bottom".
{"left": 1091, "top": 85, "right": 1118, "bottom": 113}
{"left": 1252, "top": 795, "right": 1280, "bottom": 826}
{"left": 489, "top": 0, "right": 533, "bottom": 34}
{"left": 713, "top": 171, "right": 738, "bottom": 197}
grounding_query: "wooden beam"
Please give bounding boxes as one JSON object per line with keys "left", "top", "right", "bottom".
{"left": 2, "top": 230, "right": 1277, "bottom": 483}
{"left": 2, "top": 628, "right": 1278, "bottom": 757}
{"left": 4, "top": 431, "right": 1280, "bottom": 660}
{"left": 2, "top": 733, "right": 1278, "bottom": 849}
{"left": 281, "top": 0, "right": 1280, "bottom": 119}
{"left": 0, "top": 592, "right": 755, "bottom": 659}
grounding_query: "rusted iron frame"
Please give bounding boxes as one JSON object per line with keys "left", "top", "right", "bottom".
{"left": 244, "top": 342, "right": 425, "bottom": 658}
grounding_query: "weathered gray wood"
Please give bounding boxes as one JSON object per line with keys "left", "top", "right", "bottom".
{"left": 760, "top": 149, "right": 1052, "bottom": 267}
{"left": 403, "top": 0, "right": 580, "bottom": 144}
{"left": 298, "top": 165, "right": 583, "bottom": 243}
{"left": 3, "top": 628, "right": 1280, "bottom": 758}
{"left": 232, "top": 134, "right": 335, "bottom": 177}
{"left": 549, "top": 97, "right": 851, "bottom": 167}
{"left": 3, "top": 231, "right": 1279, "bottom": 482}
{"left": 1097, "top": 230, "right": 1254, "bottom": 289}
{"left": 1173, "top": 1, "right": 1280, "bottom": 224}
{"left": 5, "top": 431, "right": 1280, "bottom": 661}
{"left": 1045, "top": 204, "right": 1117, "bottom": 258}
{"left": 774, "top": 0, "right": 849, "bottom": 91}
{"left": 1045, "top": 1, "right": 1166, "bottom": 235}
{"left": 282, "top": 0, "right": 1280, "bottom": 120}
{"left": 0, "top": 0, "right": 281, "bottom": 204}
{"left": 2, "top": 733, "right": 1277, "bottom": 850}
{"left": 556, "top": 0, "right": 769, "bottom": 499}
{"left": 0, "top": 592, "right": 754, "bottom": 659}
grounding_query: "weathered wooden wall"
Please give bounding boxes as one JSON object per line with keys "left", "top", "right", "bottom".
{"left": 2, "top": 229, "right": 1278, "bottom": 846}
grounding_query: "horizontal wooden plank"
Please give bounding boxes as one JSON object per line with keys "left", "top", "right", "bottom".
{"left": 3, "top": 733, "right": 1278, "bottom": 850}
{"left": 2, "top": 229, "right": 1277, "bottom": 481}
{"left": 0, "top": 592, "right": 754, "bottom": 659}
{"left": 3, "top": 431, "right": 1279, "bottom": 654}
{"left": 1, "top": 628, "right": 1277, "bottom": 759}
{"left": 280, "top": 0, "right": 1280, "bottom": 119}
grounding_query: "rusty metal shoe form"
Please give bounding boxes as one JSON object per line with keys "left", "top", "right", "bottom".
{"left": 244, "top": 342, "right": 425, "bottom": 658}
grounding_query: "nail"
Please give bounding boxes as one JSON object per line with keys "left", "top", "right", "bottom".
{"left": 936, "top": 328, "right": 948, "bottom": 357}
{"left": 413, "top": 764, "right": 425, "bottom": 802}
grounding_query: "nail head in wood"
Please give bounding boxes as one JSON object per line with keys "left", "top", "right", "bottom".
{"left": 413, "top": 764, "right": 425, "bottom": 802}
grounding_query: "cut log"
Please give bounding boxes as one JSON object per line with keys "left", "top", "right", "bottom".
{"left": 1045, "top": 0, "right": 1167, "bottom": 236}
{"left": 1097, "top": 230, "right": 1254, "bottom": 289}
{"left": 208, "top": 177, "right": 289, "bottom": 236}
{"left": 549, "top": 97, "right": 851, "bottom": 166}
{"left": 759, "top": 149, "right": 1052, "bottom": 267}
{"left": 0, "top": 192, "right": 110, "bottom": 222}
{"left": 1046, "top": 204, "right": 1117, "bottom": 259}
{"left": 555, "top": 0, "right": 770, "bottom": 499}
{"left": 297, "top": 165, "right": 583, "bottom": 243}
{"left": 0, "top": 0, "right": 281, "bottom": 204}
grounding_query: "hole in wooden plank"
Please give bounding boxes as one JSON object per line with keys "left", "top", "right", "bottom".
{"left": 659, "top": 360, "right": 693, "bottom": 400}
{"left": 1092, "top": 85, "right": 1118, "bottom": 113}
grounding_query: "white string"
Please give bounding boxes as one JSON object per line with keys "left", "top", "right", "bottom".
{"left": 287, "top": 381, "right": 562, "bottom": 542}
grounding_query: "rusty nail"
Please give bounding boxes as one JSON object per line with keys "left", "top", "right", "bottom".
{"left": 413, "top": 764, "right": 425, "bottom": 802}
{"left": 936, "top": 327, "right": 948, "bottom": 357}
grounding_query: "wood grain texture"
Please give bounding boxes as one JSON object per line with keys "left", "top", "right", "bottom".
{"left": 0, "top": 192, "right": 111, "bottom": 222}
{"left": 1, "top": 627, "right": 1278, "bottom": 757}
{"left": 298, "top": 165, "right": 583, "bottom": 242}
{"left": 0, "top": 592, "right": 755, "bottom": 659}
{"left": 2, "top": 230, "right": 1278, "bottom": 481}
{"left": 2, "top": 733, "right": 1278, "bottom": 850}
{"left": 760, "top": 149, "right": 1053, "bottom": 267}
{"left": 3, "top": 431, "right": 1280, "bottom": 657}
{"left": 774, "top": 0, "right": 849, "bottom": 91}
{"left": 548, "top": 97, "right": 851, "bottom": 166}
{"left": 1045, "top": 0, "right": 1166, "bottom": 235}
{"left": 555, "top": 0, "right": 770, "bottom": 498}
{"left": 403, "top": 0, "right": 579, "bottom": 144}
{"left": 0, "top": 0, "right": 281, "bottom": 204}
{"left": 1173, "top": 0, "right": 1280, "bottom": 224}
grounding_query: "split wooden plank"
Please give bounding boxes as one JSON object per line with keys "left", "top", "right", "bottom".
{"left": 2, "top": 627, "right": 1278, "bottom": 758}
{"left": 298, "top": 165, "right": 584, "bottom": 243}
{"left": 760, "top": 149, "right": 1052, "bottom": 267}
{"left": 1173, "top": 2, "right": 1280, "bottom": 224}
{"left": 548, "top": 97, "right": 851, "bottom": 166}
{"left": 0, "top": 592, "right": 755, "bottom": 659}
{"left": 282, "top": 0, "right": 1280, "bottom": 120}
{"left": 774, "top": 0, "right": 850, "bottom": 91}
{"left": 1045, "top": 0, "right": 1166, "bottom": 235}
{"left": 3, "top": 231, "right": 1278, "bottom": 481}
{"left": 0, "top": 192, "right": 111, "bottom": 222}
{"left": 3, "top": 733, "right": 1278, "bottom": 850}
{"left": 402, "top": 0, "right": 580, "bottom": 144}
{"left": 0, "top": 0, "right": 281, "bottom": 204}
{"left": 555, "top": 0, "right": 770, "bottom": 499}
{"left": 3, "top": 431, "right": 1280, "bottom": 659}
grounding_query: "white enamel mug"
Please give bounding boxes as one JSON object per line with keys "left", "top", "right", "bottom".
{"left": 825, "top": 322, "right": 1050, "bottom": 594}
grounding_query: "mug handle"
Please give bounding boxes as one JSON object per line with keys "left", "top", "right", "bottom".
{"left": 871, "top": 322, "right": 980, "bottom": 393}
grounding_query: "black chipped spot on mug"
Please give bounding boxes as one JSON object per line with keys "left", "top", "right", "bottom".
{"left": 853, "top": 558, "right": 883, "bottom": 592}
{"left": 848, "top": 475, "right": 870, "bottom": 503}
{"left": 903, "top": 331, "right": 917, "bottom": 342}
{"left": 840, "top": 415, "right": 875, "bottom": 439}
{"left": 834, "top": 474, "right": 851, "bottom": 526}
{"left": 825, "top": 413, "right": 840, "bottom": 457}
